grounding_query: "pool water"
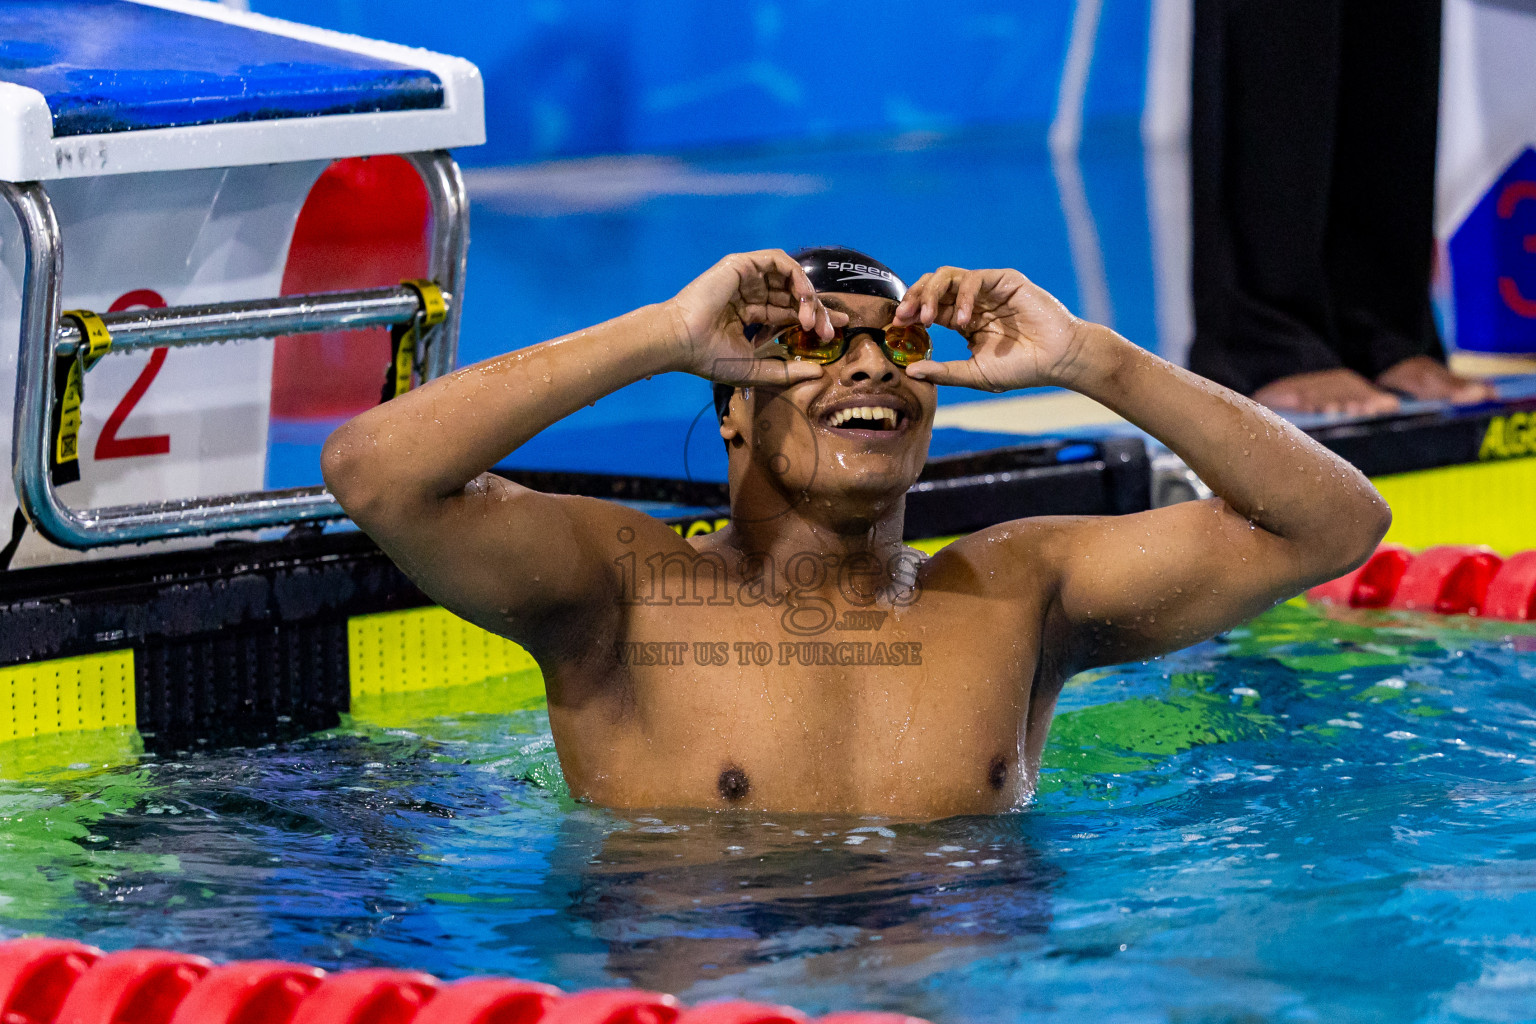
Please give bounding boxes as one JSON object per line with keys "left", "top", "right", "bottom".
{"left": 4, "top": 600, "right": 1536, "bottom": 1024}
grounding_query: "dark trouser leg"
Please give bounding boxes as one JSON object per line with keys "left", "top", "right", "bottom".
{"left": 1187, "top": 0, "right": 1346, "bottom": 395}
{"left": 1326, "top": 0, "right": 1445, "bottom": 378}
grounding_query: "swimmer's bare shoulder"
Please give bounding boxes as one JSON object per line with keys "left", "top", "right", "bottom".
{"left": 893, "top": 266, "right": 1389, "bottom": 677}
{"left": 929, "top": 500, "right": 1336, "bottom": 675}
{"left": 329, "top": 462, "right": 691, "bottom": 672}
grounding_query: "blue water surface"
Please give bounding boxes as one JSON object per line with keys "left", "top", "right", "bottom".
{"left": 3, "top": 602, "right": 1535, "bottom": 1024}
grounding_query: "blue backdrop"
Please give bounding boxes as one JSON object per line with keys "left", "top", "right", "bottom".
{"left": 247, "top": 0, "right": 1153, "bottom": 164}
{"left": 251, "top": 0, "right": 1171, "bottom": 488}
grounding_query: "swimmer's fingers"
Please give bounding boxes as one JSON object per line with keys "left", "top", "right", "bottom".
{"left": 900, "top": 267, "right": 1042, "bottom": 333}
{"left": 892, "top": 273, "right": 931, "bottom": 326}
{"left": 757, "top": 269, "right": 818, "bottom": 334}
{"left": 953, "top": 273, "right": 985, "bottom": 330}
{"left": 739, "top": 292, "right": 801, "bottom": 326}
{"left": 735, "top": 293, "right": 822, "bottom": 342}
{"left": 675, "top": 251, "right": 837, "bottom": 370}
{"left": 737, "top": 249, "right": 839, "bottom": 339}
{"left": 894, "top": 272, "right": 941, "bottom": 327}
{"left": 752, "top": 287, "right": 846, "bottom": 335}
{"left": 895, "top": 267, "right": 971, "bottom": 329}
{"left": 708, "top": 353, "right": 824, "bottom": 388}
{"left": 793, "top": 287, "right": 845, "bottom": 339}
{"left": 902, "top": 357, "right": 1005, "bottom": 392}
{"left": 925, "top": 268, "right": 968, "bottom": 328}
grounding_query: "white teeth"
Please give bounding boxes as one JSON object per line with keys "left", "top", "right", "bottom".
{"left": 828, "top": 405, "right": 899, "bottom": 429}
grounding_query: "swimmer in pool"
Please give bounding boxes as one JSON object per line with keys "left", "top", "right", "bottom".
{"left": 323, "top": 246, "right": 1389, "bottom": 817}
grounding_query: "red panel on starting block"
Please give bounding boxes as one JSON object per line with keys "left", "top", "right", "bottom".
{"left": 1389, "top": 545, "right": 1504, "bottom": 615}
{"left": 272, "top": 155, "right": 432, "bottom": 420}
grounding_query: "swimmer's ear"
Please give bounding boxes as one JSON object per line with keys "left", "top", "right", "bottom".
{"left": 720, "top": 388, "right": 744, "bottom": 444}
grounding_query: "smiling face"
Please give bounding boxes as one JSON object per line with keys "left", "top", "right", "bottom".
{"left": 722, "top": 293, "right": 938, "bottom": 523}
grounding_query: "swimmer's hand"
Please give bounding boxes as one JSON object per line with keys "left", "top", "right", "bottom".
{"left": 892, "top": 267, "right": 1090, "bottom": 392}
{"left": 665, "top": 250, "right": 849, "bottom": 387}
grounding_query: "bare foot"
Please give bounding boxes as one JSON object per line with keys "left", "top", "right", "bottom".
{"left": 1252, "top": 368, "right": 1402, "bottom": 417}
{"left": 1375, "top": 355, "right": 1498, "bottom": 405}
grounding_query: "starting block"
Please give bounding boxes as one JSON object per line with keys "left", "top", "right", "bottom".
{"left": 0, "top": 0, "right": 483, "bottom": 566}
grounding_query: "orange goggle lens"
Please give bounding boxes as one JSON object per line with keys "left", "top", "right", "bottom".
{"left": 769, "top": 324, "right": 932, "bottom": 368}
{"left": 878, "top": 324, "right": 931, "bottom": 366}
{"left": 775, "top": 326, "right": 846, "bottom": 364}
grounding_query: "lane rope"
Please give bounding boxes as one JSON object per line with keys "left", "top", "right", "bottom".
{"left": 0, "top": 939, "right": 929, "bottom": 1024}
{"left": 1308, "top": 544, "right": 1536, "bottom": 619}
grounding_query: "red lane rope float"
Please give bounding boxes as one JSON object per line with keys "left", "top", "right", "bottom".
{"left": 538, "top": 991, "right": 676, "bottom": 1024}
{"left": 1307, "top": 545, "right": 1413, "bottom": 608}
{"left": 1484, "top": 551, "right": 1536, "bottom": 622}
{"left": 1308, "top": 544, "right": 1536, "bottom": 620}
{"left": 414, "top": 979, "right": 561, "bottom": 1024}
{"left": 168, "top": 962, "right": 324, "bottom": 1024}
{"left": 0, "top": 943, "right": 928, "bottom": 1024}
{"left": 674, "top": 1002, "right": 806, "bottom": 1024}
{"left": 1389, "top": 546, "right": 1503, "bottom": 615}
{"left": 0, "top": 940, "right": 102, "bottom": 1024}
{"left": 289, "top": 970, "right": 439, "bottom": 1024}
{"left": 54, "top": 950, "right": 211, "bottom": 1024}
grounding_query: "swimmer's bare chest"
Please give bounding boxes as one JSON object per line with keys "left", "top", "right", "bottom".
{"left": 542, "top": 561, "right": 1047, "bottom": 817}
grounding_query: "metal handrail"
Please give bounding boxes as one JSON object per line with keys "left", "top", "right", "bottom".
{"left": 3, "top": 149, "right": 470, "bottom": 551}
{"left": 52, "top": 287, "right": 444, "bottom": 358}
{"left": 404, "top": 151, "right": 469, "bottom": 383}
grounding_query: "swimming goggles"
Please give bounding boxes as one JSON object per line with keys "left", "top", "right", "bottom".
{"left": 760, "top": 322, "right": 932, "bottom": 369}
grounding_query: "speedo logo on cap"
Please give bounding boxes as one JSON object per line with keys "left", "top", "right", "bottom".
{"left": 826, "top": 261, "right": 897, "bottom": 285}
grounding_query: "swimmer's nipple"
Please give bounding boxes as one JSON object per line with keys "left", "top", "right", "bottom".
{"left": 718, "top": 764, "right": 750, "bottom": 802}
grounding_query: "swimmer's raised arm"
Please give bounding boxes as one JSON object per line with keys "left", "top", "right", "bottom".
{"left": 893, "top": 267, "right": 1390, "bottom": 671}
{"left": 321, "top": 250, "right": 844, "bottom": 659}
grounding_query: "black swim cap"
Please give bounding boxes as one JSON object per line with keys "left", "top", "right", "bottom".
{"left": 713, "top": 246, "right": 904, "bottom": 423}
{"left": 791, "top": 245, "right": 907, "bottom": 302}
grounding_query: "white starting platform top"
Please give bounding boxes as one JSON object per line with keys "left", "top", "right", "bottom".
{"left": 0, "top": 0, "right": 483, "bottom": 181}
